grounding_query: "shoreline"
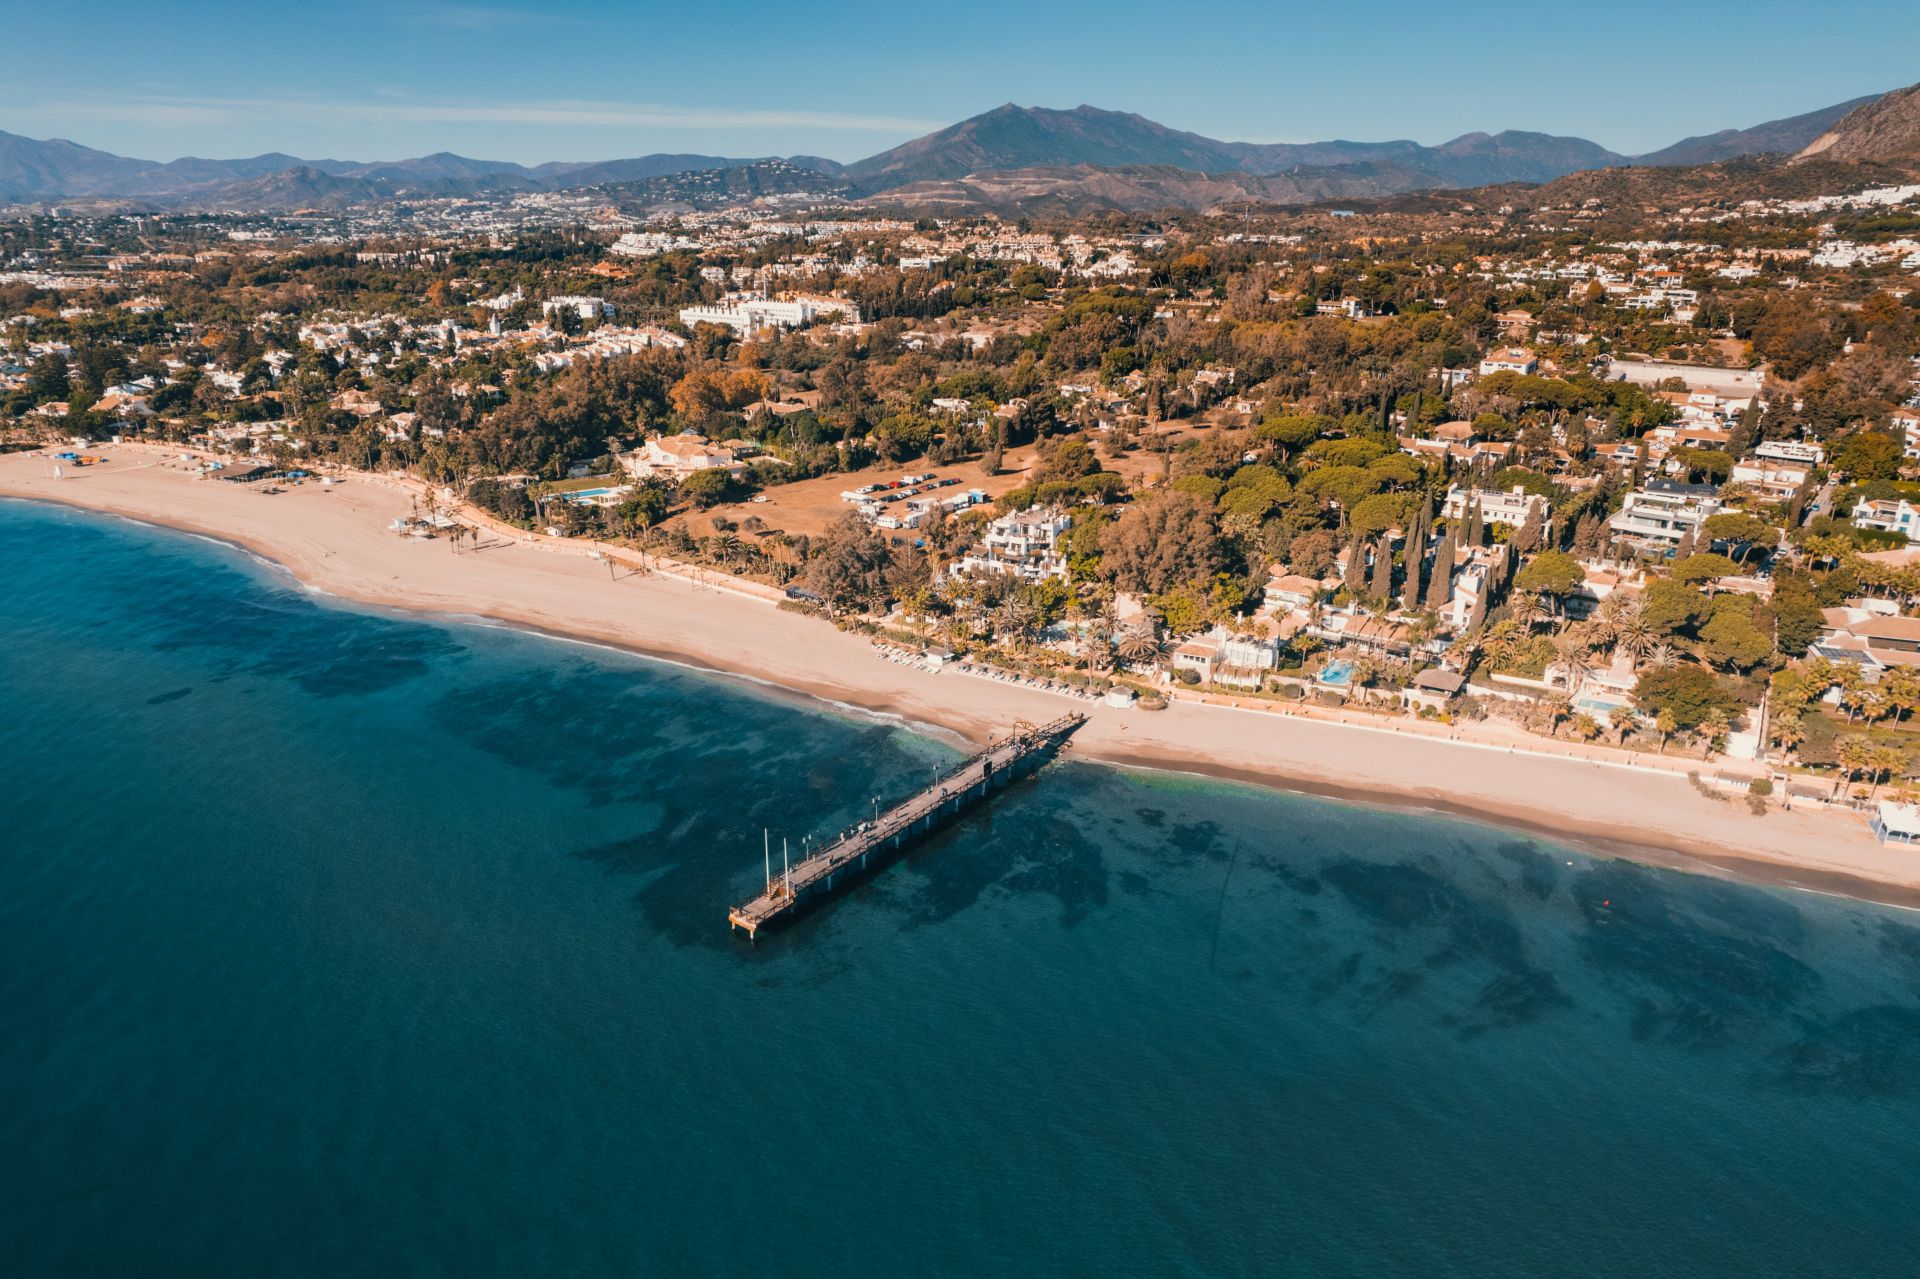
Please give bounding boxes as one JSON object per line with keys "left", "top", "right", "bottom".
{"left": 7, "top": 444, "right": 1918, "bottom": 910}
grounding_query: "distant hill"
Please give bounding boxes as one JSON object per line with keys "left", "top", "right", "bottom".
{"left": 843, "top": 104, "right": 1241, "bottom": 190}
{"left": 532, "top": 154, "right": 753, "bottom": 186}
{"left": 602, "top": 159, "right": 850, "bottom": 210}
{"left": 868, "top": 162, "right": 1436, "bottom": 217}
{"left": 1223, "top": 130, "right": 1626, "bottom": 187}
{"left": 195, "top": 165, "right": 379, "bottom": 212}
{"left": 841, "top": 98, "right": 1904, "bottom": 198}
{"left": 0, "top": 131, "right": 791, "bottom": 207}
{"left": 0, "top": 85, "right": 1906, "bottom": 210}
{"left": 1799, "top": 82, "right": 1920, "bottom": 163}
{"left": 1525, "top": 153, "right": 1920, "bottom": 213}
{"left": 842, "top": 105, "right": 1628, "bottom": 194}
{"left": 1638, "top": 94, "right": 1881, "bottom": 166}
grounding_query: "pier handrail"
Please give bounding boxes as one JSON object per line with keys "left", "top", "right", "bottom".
{"left": 727, "top": 712, "right": 1085, "bottom": 933}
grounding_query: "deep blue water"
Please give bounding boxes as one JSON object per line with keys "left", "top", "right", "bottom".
{"left": 6, "top": 498, "right": 1920, "bottom": 1277}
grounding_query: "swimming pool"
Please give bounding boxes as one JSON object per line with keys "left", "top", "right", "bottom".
{"left": 1318, "top": 659, "right": 1355, "bottom": 687}
{"left": 565, "top": 487, "right": 618, "bottom": 503}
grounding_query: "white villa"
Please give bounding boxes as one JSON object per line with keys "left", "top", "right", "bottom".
{"left": 1442, "top": 484, "right": 1550, "bottom": 529}
{"left": 1478, "top": 348, "right": 1538, "bottom": 376}
{"left": 1852, "top": 498, "right": 1920, "bottom": 543}
{"left": 618, "top": 433, "right": 740, "bottom": 482}
{"left": 954, "top": 507, "right": 1072, "bottom": 582}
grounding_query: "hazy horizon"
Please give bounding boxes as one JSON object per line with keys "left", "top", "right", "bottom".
{"left": 2, "top": 0, "right": 1914, "bottom": 165}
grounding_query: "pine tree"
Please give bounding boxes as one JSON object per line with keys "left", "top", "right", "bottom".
{"left": 1426, "top": 528, "right": 1455, "bottom": 610}
{"left": 1371, "top": 535, "right": 1393, "bottom": 601}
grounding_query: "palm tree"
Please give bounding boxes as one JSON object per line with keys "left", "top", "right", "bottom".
{"left": 1655, "top": 708, "right": 1677, "bottom": 753}
{"left": 1115, "top": 619, "right": 1162, "bottom": 668}
{"left": 1870, "top": 744, "right": 1910, "bottom": 798}
{"left": 993, "top": 597, "right": 1037, "bottom": 649}
{"left": 1597, "top": 595, "right": 1654, "bottom": 668}
{"left": 1698, "top": 708, "right": 1731, "bottom": 757}
{"left": 1509, "top": 591, "right": 1550, "bottom": 633}
{"left": 1552, "top": 633, "right": 1595, "bottom": 693}
{"left": 1771, "top": 712, "right": 1806, "bottom": 760}
{"left": 1837, "top": 735, "right": 1876, "bottom": 798}
{"left": 1644, "top": 643, "right": 1678, "bottom": 671}
{"left": 1833, "top": 664, "right": 1866, "bottom": 723}
{"left": 1591, "top": 591, "right": 1631, "bottom": 645}
{"left": 1884, "top": 668, "right": 1920, "bottom": 724}
{"left": 1542, "top": 693, "right": 1572, "bottom": 738}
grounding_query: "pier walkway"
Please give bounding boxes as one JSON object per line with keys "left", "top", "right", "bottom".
{"left": 728, "top": 713, "right": 1085, "bottom": 937}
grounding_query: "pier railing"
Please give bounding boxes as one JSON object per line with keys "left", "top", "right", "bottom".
{"left": 728, "top": 714, "right": 1085, "bottom": 936}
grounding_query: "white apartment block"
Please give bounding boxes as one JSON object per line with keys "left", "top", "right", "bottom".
{"left": 678, "top": 295, "right": 862, "bottom": 336}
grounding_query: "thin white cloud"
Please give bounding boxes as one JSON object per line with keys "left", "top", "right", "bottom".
{"left": 6, "top": 94, "right": 941, "bottom": 135}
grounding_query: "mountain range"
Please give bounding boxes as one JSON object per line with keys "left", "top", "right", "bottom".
{"left": 0, "top": 134, "right": 848, "bottom": 206}
{"left": 1, "top": 84, "right": 1913, "bottom": 212}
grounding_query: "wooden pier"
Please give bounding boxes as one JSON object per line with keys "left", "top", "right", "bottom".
{"left": 727, "top": 713, "right": 1086, "bottom": 937}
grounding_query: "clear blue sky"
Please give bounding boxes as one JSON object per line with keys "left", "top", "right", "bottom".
{"left": 5, "top": 0, "right": 1916, "bottom": 164}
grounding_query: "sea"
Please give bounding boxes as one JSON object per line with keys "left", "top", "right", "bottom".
{"left": 5, "top": 496, "right": 1920, "bottom": 1278}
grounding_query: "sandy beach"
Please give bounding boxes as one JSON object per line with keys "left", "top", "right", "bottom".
{"left": 7, "top": 442, "right": 1918, "bottom": 906}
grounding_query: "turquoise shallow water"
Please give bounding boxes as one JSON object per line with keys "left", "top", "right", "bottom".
{"left": 5, "top": 497, "right": 1920, "bottom": 1277}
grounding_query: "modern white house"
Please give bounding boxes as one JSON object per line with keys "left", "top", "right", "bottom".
{"left": 1169, "top": 628, "right": 1281, "bottom": 687}
{"left": 1851, "top": 497, "right": 1920, "bottom": 542}
{"left": 1753, "top": 439, "right": 1824, "bottom": 466}
{"left": 1608, "top": 480, "right": 1723, "bottom": 550}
